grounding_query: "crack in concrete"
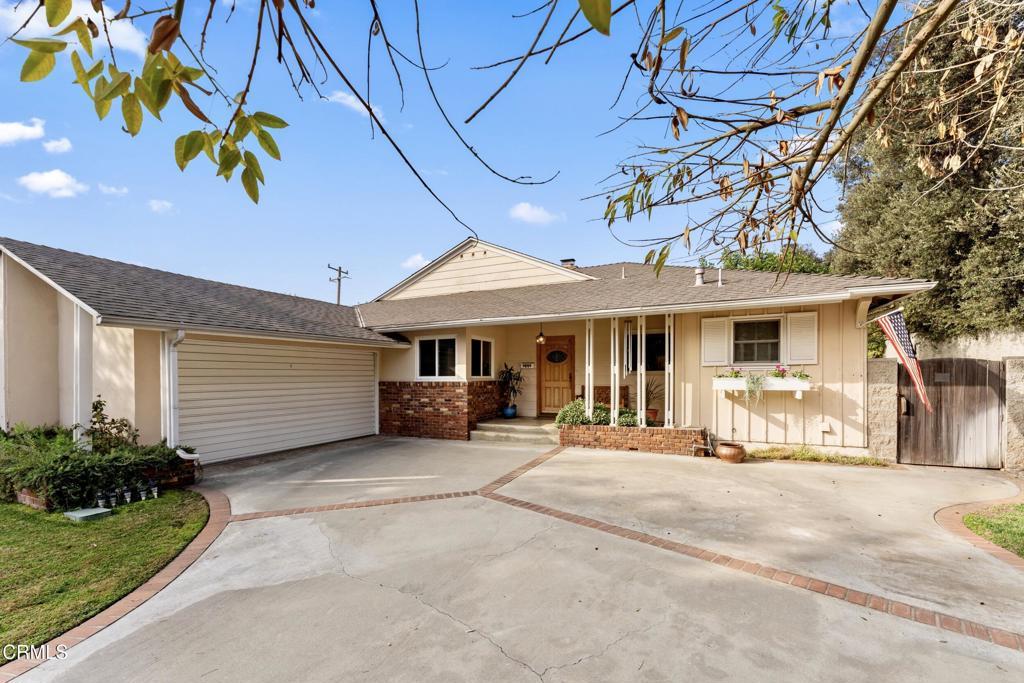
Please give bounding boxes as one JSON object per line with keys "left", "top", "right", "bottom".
{"left": 538, "top": 618, "right": 665, "bottom": 681}
{"left": 315, "top": 519, "right": 545, "bottom": 681}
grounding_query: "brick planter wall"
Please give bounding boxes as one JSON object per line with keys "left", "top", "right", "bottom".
{"left": 560, "top": 424, "right": 705, "bottom": 455}
{"left": 379, "top": 381, "right": 469, "bottom": 440}
{"left": 14, "top": 460, "right": 197, "bottom": 511}
{"left": 468, "top": 381, "right": 502, "bottom": 429}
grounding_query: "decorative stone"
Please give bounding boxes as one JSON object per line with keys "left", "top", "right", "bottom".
{"left": 63, "top": 507, "right": 112, "bottom": 522}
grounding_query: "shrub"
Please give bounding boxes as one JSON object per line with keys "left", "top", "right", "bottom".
{"left": 617, "top": 409, "right": 639, "bottom": 427}
{"left": 0, "top": 403, "right": 194, "bottom": 510}
{"left": 555, "top": 399, "right": 589, "bottom": 425}
{"left": 591, "top": 403, "right": 611, "bottom": 426}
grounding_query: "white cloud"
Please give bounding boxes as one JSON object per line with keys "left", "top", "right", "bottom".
{"left": 17, "top": 169, "right": 88, "bottom": 198}
{"left": 0, "top": 2, "right": 146, "bottom": 57}
{"left": 148, "top": 199, "right": 173, "bottom": 213}
{"left": 326, "top": 91, "right": 385, "bottom": 121}
{"left": 401, "top": 253, "right": 428, "bottom": 269}
{"left": 508, "top": 202, "right": 564, "bottom": 225}
{"left": 42, "top": 137, "right": 72, "bottom": 154}
{"left": 98, "top": 183, "right": 128, "bottom": 196}
{"left": 0, "top": 117, "right": 45, "bottom": 146}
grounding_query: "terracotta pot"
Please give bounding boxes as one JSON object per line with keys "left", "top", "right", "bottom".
{"left": 716, "top": 441, "right": 746, "bottom": 463}
{"left": 645, "top": 409, "right": 659, "bottom": 424}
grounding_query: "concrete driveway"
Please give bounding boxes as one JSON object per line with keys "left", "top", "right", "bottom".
{"left": 20, "top": 440, "right": 1024, "bottom": 682}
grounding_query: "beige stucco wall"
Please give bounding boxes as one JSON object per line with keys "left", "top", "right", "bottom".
{"left": 93, "top": 325, "right": 136, "bottom": 425}
{"left": 866, "top": 358, "right": 899, "bottom": 462}
{"left": 1006, "top": 358, "right": 1024, "bottom": 471}
{"left": 134, "top": 330, "right": 163, "bottom": 443}
{"left": 2, "top": 257, "right": 60, "bottom": 426}
{"left": 904, "top": 331, "right": 1024, "bottom": 361}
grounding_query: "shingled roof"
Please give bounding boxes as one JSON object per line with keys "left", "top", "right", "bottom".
{"left": 357, "top": 261, "right": 933, "bottom": 330}
{"left": 0, "top": 237, "right": 402, "bottom": 346}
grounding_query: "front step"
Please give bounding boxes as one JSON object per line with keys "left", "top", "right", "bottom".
{"left": 470, "top": 420, "right": 559, "bottom": 445}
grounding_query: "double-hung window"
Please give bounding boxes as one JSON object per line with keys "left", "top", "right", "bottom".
{"left": 731, "top": 320, "right": 781, "bottom": 364}
{"left": 470, "top": 338, "right": 493, "bottom": 378}
{"left": 418, "top": 337, "right": 457, "bottom": 379}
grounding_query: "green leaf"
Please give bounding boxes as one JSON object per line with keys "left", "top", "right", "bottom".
{"left": 243, "top": 151, "right": 264, "bottom": 184}
{"left": 202, "top": 131, "right": 220, "bottom": 163}
{"left": 133, "top": 77, "right": 161, "bottom": 119}
{"left": 577, "top": 0, "right": 611, "bottom": 36}
{"left": 174, "top": 131, "right": 205, "bottom": 171}
{"left": 70, "top": 51, "right": 92, "bottom": 96}
{"left": 13, "top": 38, "right": 67, "bottom": 53}
{"left": 241, "top": 167, "right": 260, "bottom": 204}
{"left": 21, "top": 50, "right": 56, "bottom": 82}
{"left": 93, "top": 76, "right": 112, "bottom": 119}
{"left": 217, "top": 148, "right": 242, "bottom": 177}
{"left": 121, "top": 93, "right": 142, "bottom": 136}
{"left": 256, "top": 129, "right": 280, "bottom": 160}
{"left": 45, "top": 0, "right": 72, "bottom": 28}
{"left": 233, "top": 115, "right": 252, "bottom": 141}
{"left": 57, "top": 18, "right": 92, "bottom": 57}
{"left": 252, "top": 111, "right": 288, "bottom": 129}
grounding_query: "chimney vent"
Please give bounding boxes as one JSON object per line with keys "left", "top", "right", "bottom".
{"left": 694, "top": 267, "right": 705, "bottom": 286}
{"left": 560, "top": 258, "right": 576, "bottom": 269}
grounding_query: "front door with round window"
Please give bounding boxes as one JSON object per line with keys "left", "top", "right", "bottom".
{"left": 539, "top": 336, "right": 574, "bottom": 414}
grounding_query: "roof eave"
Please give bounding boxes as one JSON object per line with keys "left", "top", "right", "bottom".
{"left": 362, "top": 281, "right": 938, "bottom": 332}
{"left": 0, "top": 244, "right": 101, "bottom": 318}
{"left": 97, "top": 316, "right": 410, "bottom": 348}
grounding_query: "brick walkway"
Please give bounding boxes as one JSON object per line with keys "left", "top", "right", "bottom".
{"left": 4, "top": 446, "right": 1023, "bottom": 680}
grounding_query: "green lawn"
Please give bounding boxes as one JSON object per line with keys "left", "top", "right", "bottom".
{"left": 964, "top": 503, "right": 1024, "bottom": 558}
{"left": 747, "top": 445, "right": 890, "bottom": 467}
{"left": 0, "top": 490, "right": 208, "bottom": 659}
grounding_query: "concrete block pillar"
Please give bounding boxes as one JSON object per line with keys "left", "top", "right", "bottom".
{"left": 867, "top": 358, "right": 898, "bottom": 463}
{"left": 1005, "top": 358, "right": 1024, "bottom": 471}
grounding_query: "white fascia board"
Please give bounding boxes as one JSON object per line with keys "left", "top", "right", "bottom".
{"left": 97, "top": 317, "right": 410, "bottom": 348}
{"left": 0, "top": 246, "right": 100, "bottom": 318}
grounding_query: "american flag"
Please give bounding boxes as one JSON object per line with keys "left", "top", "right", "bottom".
{"left": 876, "top": 310, "right": 933, "bottom": 413}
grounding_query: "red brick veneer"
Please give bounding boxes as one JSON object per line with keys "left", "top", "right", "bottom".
{"left": 468, "top": 381, "right": 502, "bottom": 430}
{"left": 559, "top": 424, "right": 704, "bottom": 455}
{"left": 378, "top": 381, "right": 470, "bottom": 440}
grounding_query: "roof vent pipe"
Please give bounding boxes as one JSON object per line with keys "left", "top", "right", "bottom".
{"left": 560, "top": 258, "right": 576, "bottom": 269}
{"left": 694, "top": 267, "right": 705, "bottom": 286}
{"left": 718, "top": 267, "right": 723, "bottom": 287}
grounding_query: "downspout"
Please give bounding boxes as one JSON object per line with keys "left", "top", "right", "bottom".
{"left": 166, "top": 329, "right": 185, "bottom": 448}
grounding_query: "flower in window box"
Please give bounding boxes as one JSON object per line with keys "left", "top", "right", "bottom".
{"left": 768, "top": 364, "right": 789, "bottom": 378}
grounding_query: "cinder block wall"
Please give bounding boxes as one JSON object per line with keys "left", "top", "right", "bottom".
{"left": 866, "top": 359, "right": 898, "bottom": 463}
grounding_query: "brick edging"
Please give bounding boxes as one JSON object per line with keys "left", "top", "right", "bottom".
{"left": 481, "top": 491, "right": 1024, "bottom": 653}
{"left": 229, "top": 491, "right": 478, "bottom": 522}
{"left": 0, "top": 486, "right": 231, "bottom": 681}
{"left": 933, "top": 478, "right": 1024, "bottom": 572}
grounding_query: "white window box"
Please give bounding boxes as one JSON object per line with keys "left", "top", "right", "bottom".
{"left": 712, "top": 376, "right": 814, "bottom": 400}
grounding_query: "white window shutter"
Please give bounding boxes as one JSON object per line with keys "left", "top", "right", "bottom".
{"left": 786, "top": 312, "right": 818, "bottom": 365}
{"left": 701, "top": 318, "right": 729, "bottom": 366}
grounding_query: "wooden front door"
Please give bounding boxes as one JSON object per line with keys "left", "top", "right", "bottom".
{"left": 538, "top": 336, "right": 575, "bottom": 414}
{"left": 898, "top": 358, "right": 1004, "bottom": 468}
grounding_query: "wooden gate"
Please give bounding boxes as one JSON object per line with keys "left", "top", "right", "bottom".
{"left": 898, "top": 358, "right": 1004, "bottom": 468}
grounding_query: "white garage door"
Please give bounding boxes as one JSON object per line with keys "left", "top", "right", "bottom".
{"left": 177, "top": 339, "right": 377, "bottom": 463}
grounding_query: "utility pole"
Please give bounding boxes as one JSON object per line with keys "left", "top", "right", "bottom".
{"left": 327, "top": 263, "right": 350, "bottom": 305}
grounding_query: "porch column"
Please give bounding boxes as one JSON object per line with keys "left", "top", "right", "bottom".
{"left": 584, "top": 318, "right": 594, "bottom": 420}
{"left": 638, "top": 315, "right": 647, "bottom": 426}
{"left": 610, "top": 317, "right": 619, "bottom": 425}
{"left": 664, "top": 313, "right": 675, "bottom": 428}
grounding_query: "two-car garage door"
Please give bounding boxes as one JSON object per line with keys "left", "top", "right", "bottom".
{"left": 177, "top": 339, "right": 376, "bottom": 463}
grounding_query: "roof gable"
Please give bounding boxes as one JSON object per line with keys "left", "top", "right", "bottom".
{"left": 376, "top": 238, "right": 593, "bottom": 301}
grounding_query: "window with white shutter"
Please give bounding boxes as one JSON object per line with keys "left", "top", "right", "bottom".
{"left": 701, "top": 318, "right": 729, "bottom": 366}
{"left": 786, "top": 311, "right": 818, "bottom": 365}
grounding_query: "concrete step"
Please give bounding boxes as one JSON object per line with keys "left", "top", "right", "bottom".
{"left": 474, "top": 421, "right": 558, "bottom": 435}
{"left": 469, "top": 429, "right": 559, "bottom": 445}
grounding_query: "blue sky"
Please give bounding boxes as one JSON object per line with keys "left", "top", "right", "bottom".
{"left": 1, "top": 1, "right": 857, "bottom": 304}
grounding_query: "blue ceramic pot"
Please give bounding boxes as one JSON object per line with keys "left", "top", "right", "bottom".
{"left": 502, "top": 405, "right": 517, "bottom": 419}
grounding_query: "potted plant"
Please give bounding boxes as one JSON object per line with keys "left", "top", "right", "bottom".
{"left": 716, "top": 441, "right": 746, "bottom": 463}
{"left": 644, "top": 378, "right": 664, "bottom": 424}
{"left": 497, "top": 363, "right": 524, "bottom": 419}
